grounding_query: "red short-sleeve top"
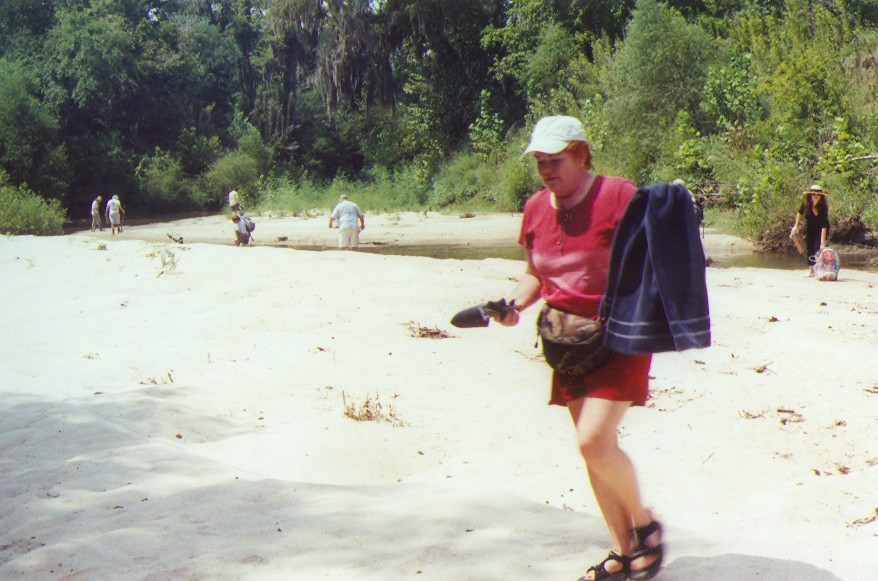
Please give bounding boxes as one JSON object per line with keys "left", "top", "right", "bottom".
{"left": 518, "top": 175, "right": 637, "bottom": 316}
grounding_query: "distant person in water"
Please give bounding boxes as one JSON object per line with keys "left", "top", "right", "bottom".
{"left": 328, "top": 194, "right": 365, "bottom": 251}
{"left": 105, "top": 195, "right": 125, "bottom": 235}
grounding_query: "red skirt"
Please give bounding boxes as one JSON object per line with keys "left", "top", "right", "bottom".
{"left": 550, "top": 352, "right": 652, "bottom": 407}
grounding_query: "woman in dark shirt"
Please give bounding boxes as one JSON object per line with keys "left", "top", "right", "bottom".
{"left": 794, "top": 185, "right": 830, "bottom": 276}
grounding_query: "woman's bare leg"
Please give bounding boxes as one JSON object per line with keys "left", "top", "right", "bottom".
{"left": 569, "top": 396, "right": 656, "bottom": 578}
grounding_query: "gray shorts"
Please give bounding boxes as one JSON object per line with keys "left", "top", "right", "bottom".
{"left": 338, "top": 228, "right": 360, "bottom": 248}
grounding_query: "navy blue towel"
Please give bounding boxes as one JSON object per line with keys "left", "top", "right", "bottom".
{"left": 598, "top": 183, "right": 711, "bottom": 354}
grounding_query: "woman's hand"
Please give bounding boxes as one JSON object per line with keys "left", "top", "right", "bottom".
{"left": 494, "top": 307, "right": 520, "bottom": 327}
{"left": 497, "top": 261, "right": 540, "bottom": 327}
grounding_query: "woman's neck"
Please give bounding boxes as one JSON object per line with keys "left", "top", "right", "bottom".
{"left": 552, "top": 172, "right": 595, "bottom": 210}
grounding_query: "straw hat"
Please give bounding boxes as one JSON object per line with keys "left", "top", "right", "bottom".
{"left": 803, "top": 184, "right": 829, "bottom": 197}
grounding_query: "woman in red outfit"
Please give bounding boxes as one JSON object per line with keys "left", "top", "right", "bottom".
{"left": 497, "top": 116, "right": 664, "bottom": 581}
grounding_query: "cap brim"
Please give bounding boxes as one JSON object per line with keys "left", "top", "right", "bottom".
{"left": 521, "top": 138, "right": 571, "bottom": 157}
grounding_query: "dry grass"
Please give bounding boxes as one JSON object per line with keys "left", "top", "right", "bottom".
{"left": 342, "top": 391, "right": 405, "bottom": 427}
{"left": 407, "top": 323, "right": 450, "bottom": 339}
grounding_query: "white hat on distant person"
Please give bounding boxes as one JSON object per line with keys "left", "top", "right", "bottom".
{"left": 803, "top": 184, "right": 829, "bottom": 197}
{"left": 522, "top": 116, "right": 588, "bottom": 156}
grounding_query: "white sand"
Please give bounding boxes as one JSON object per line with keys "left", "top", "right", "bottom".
{"left": 1, "top": 212, "right": 876, "bottom": 580}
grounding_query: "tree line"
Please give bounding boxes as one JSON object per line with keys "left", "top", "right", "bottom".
{"left": 3, "top": 0, "right": 878, "bottom": 240}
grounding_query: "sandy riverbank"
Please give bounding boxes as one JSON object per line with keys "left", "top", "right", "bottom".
{"left": 1, "top": 213, "right": 876, "bottom": 579}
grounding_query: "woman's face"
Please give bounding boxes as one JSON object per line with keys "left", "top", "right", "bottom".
{"left": 811, "top": 193, "right": 823, "bottom": 203}
{"left": 534, "top": 149, "right": 586, "bottom": 198}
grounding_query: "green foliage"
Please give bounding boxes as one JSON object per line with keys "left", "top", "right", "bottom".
{"left": 204, "top": 150, "right": 263, "bottom": 207}
{"left": 0, "top": 179, "right": 67, "bottom": 235}
{"left": 469, "top": 90, "right": 505, "bottom": 162}
{"left": 358, "top": 165, "right": 430, "bottom": 211}
{"left": 814, "top": 117, "right": 878, "bottom": 222}
{"left": 496, "top": 149, "right": 542, "bottom": 212}
{"left": 42, "top": 6, "right": 137, "bottom": 124}
{"left": 202, "top": 115, "right": 271, "bottom": 206}
{"left": 135, "top": 147, "right": 202, "bottom": 209}
{"left": 701, "top": 52, "right": 761, "bottom": 132}
{"left": 176, "top": 127, "right": 222, "bottom": 175}
{"left": 430, "top": 151, "right": 502, "bottom": 209}
{"left": 256, "top": 163, "right": 430, "bottom": 217}
{"left": 671, "top": 115, "right": 719, "bottom": 185}
{"left": 603, "top": 0, "right": 719, "bottom": 180}
{"left": 257, "top": 175, "right": 328, "bottom": 217}
{"left": 5, "top": 0, "right": 878, "bottom": 237}
{"left": 733, "top": 153, "right": 804, "bottom": 239}
{"left": 522, "top": 23, "right": 579, "bottom": 102}
{"left": 0, "top": 58, "right": 69, "bottom": 198}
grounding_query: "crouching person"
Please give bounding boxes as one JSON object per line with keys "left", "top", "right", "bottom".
{"left": 232, "top": 214, "right": 251, "bottom": 246}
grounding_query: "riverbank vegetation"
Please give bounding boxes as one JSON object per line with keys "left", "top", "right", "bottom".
{"left": 2, "top": 0, "right": 878, "bottom": 243}
{"left": 0, "top": 173, "right": 65, "bottom": 235}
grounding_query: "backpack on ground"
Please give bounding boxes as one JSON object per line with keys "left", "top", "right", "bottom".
{"left": 813, "top": 247, "right": 840, "bottom": 281}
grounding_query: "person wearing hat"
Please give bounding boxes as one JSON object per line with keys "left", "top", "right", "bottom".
{"left": 90, "top": 196, "right": 103, "bottom": 231}
{"left": 105, "top": 194, "right": 125, "bottom": 235}
{"left": 228, "top": 190, "right": 242, "bottom": 215}
{"left": 493, "top": 116, "right": 663, "bottom": 581}
{"left": 793, "top": 184, "right": 830, "bottom": 276}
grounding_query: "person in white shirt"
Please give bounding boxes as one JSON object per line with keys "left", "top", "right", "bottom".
{"left": 105, "top": 195, "right": 125, "bottom": 235}
{"left": 327, "top": 195, "right": 365, "bottom": 251}
{"left": 231, "top": 214, "right": 251, "bottom": 246}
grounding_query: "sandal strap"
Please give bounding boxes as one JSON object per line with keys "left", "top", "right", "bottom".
{"left": 629, "top": 520, "right": 665, "bottom": 581}
{"left": 581, "top": 551, "right": 629, "bottom": 580}
{"left": 633, "top": 520, "right": 663, "bottom": 555}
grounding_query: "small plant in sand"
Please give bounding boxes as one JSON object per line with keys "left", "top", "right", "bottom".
{"left": 144, "top": 243, "right": 179, "bottom": 277}
{"left": 96, "top": 243, "right": 107, "bottom": 251}
{"left": 738, "top": 409, "right": 765, "bottom": 420}
{"left": 342, "top": 391, "right": 405, "bottom": 427}
{"left": 407, "top": 322, "right": 450, "bottom": 339}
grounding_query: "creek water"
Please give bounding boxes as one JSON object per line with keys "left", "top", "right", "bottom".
{"left": 281, "top": 242, "right": 878, "bottom": 272}
{"left": 65, "top": 215, "right": 878, "bottom": 272}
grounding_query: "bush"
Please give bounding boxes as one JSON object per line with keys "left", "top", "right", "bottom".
{"left": 429, "top": 151, "right": 493, "bottom": 208}
{"left": 257, "top": 163, "right": 431, "bottom": 217}
{"left": 0, "top": 182, "right": 67, "bottom": 235}
{"left": 135, "top": 148, "right": 189, "bottom": 207}
{"left": 204, "top": 150, "right": 264, "bottom": 208}
{"left": 355, "top": 164, "right": 429, "bottom": 211}
{"left": 734, "top": 156, "right": 804, "bottom": 240}
{"left": 496, "top": 148, "right": 541, "bottom": 212}
{"left": 257, "top": 175, "right": 327, "bottom": 216}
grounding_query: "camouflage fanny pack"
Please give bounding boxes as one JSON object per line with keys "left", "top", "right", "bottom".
{"left": 537, "top": 304, "right": 611, "bottom": 376}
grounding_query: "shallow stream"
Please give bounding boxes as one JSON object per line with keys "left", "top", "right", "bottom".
{"left": 276, "top": 241, "right": 878, "bottom": 272}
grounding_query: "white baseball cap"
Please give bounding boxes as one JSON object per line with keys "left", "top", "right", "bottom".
{"left": 522, "top": 116, "right": 588, "bottom": 156}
